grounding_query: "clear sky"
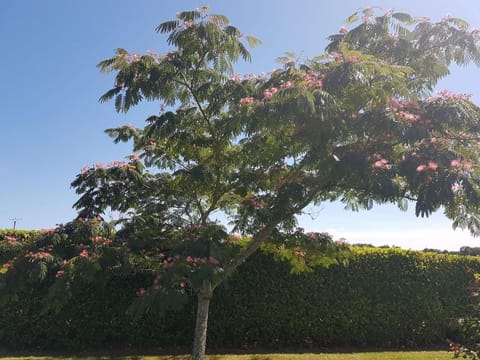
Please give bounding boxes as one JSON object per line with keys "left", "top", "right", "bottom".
{"left": 2, "top": 0, "right": 480, "bottom": 250}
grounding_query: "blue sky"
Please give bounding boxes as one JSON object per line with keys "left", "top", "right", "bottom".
{"left": 2, "top": 0, "right": 480, "bottom": 250}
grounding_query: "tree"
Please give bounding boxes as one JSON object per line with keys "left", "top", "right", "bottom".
{"left": 3, "top": 7, "right": 480, "bottom": 360}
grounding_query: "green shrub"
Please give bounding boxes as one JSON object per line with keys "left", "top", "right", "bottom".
{"left": 0, "top": 244, "right": 478, "bottom": 350}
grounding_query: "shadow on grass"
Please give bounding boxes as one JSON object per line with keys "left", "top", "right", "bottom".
{"left": 208, "top": 356, "right": 273, "bottom": 360}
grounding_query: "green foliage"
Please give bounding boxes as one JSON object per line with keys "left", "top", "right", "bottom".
{"left": 208, "top": 247, "right": 479, "bottom": 349}
{"left": 0, "top": 229, "right": 42, "bottom": 268}
{"left": 0, "top": 246, "right": 478, "bottom": 350}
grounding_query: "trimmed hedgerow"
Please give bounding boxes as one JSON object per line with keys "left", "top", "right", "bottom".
{"left": 0, "top": 246, "right": 478, "bottom": 350}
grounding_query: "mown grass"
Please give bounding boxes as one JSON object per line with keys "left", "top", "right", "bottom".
{"left": 0, "top": 351, "right": 453, "bottom": 360}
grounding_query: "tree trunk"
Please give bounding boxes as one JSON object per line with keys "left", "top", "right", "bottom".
{"left": 192, "top": 281, "right": 213, "bottom": 360}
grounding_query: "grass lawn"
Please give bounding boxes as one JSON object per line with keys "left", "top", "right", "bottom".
{"left": 0, "top": 351, "right": 453, "bottom": 360}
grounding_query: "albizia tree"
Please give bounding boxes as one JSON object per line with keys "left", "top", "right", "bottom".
{"left": 3, "top": 7, "right": 480, "bottom": 360}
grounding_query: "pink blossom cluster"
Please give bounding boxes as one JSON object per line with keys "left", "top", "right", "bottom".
{"left": 388, "top": 98, "right": 419, "bottom": 111}
{"left": 361, "top": 15, "right": 373, "bottom": 24}
{"left": 56, "top": 270, "right": 66, "bottom": 278}
{"left": 416, "top": 17, "right": 431, "bottom": 23}
{"left": 368, "top": 153, "right": 392, "bottom": 170}
{"left": 163, "top": 253, "right": 220, "bottom": 269}
{"left": 450, "top": 159, "right": 474, "bottom": 172}
{"left": 328, "top": 52, "right": 343, "bottom": 61}
{"left": 26, "top": 251, "right": 51, "bottom": 260}
{"left": 339, "top": 26, "right": 349, "bottom": 34}
{"left": 146, "top": 49, "right": 159, "bottom": 59}
{"left": 185, "top": 255, "right": 220, "bottom": 265}
{"left": 396, "top": 111, "right": 420, "bottom": 122}
{"left": 293, "top": 246, "right": 307, "bottom": 258}
{"left": 80, "top": 159, "right": 133, "bottom": 173}
{"left": 441, "top": 13, "right": 452, "bottom": 23}
{"left": 90, "top": 236, "right": 113, "bottom": 246}
{"left": 263, "top": 87, "right": 278, "bottom": 99}
{"left": 5, "top": 235, "right": 18, "bottom": 244}
{"left": 419, "top": 137, "right": 449, "bottom": 146}
{"left": 130, "top": 153, "right": 141, "bottom": 161}
{"left": 426, "top": 89, "right": 473, "bottom": 102}
{"left": 416, "top": 161, "right": 438, "bottom": 172}
{"left": 118, "top": 53, "right": 141, "bottom": 63}
{"left": 303, "top": 72, "right": 323, "bottom": 89}
{"left": 451, "top": 183, "right": 464, "bottom": 192}
{"left": 238, "top": 80, "right": 294, "bottom": 107}
{"left": 229, "top": 73, "right": 259, "bottom": 82}
{"left": 238, "top": 96, "right": 261, "bottom": 107}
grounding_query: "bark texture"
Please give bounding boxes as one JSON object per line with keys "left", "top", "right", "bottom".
{"left": 192, "top": 281, "right": 213, "bottom": 360}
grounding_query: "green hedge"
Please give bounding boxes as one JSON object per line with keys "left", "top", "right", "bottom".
{"left": 207, "top": 248, "right": 478, "bottom": 348}
{"left": 0, "top": 246, "right": 478, "bottom": 350}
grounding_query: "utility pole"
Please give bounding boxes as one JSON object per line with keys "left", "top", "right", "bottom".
{"left": 9, "top": 218, "right": 21, "bottom": 230}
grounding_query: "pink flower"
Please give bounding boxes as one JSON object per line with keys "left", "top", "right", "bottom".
{"left": 138, "top": 287, "right": 146, "bottom": 297}
{"left": 56, "top": 270, "right": 66, "bottom": 278}
{"left": 464, "top": 160, "right": 473, "bottom": 171}
{"left": 284, "top": 81, "right": 293, "bottom": 88}
{"left": 186, "top": 256, "right": 193, "bottom": 263}
{"left": 130, "top": 153, "right": 140, "bottom": 161}
{"left": 339, "top": 26, "right": 348, "bottom": 34}
{"left": 5, "top": 235, "right": 18, "bottom": 243}
{"left": 208, "top": 256, "right": 219, "bottom": 265}
{"left": 238, "top": 96, "right": 256, "bottom": 107}
{"left": 79, "top": 249, "right": 89, "bottom": 258}
{"left": 451, "top": 159, "right": 461, "bottom": 167}
{"left": 263, "top": 89, "right": 273, "bottom": 99}
{"left": 270, "top": 87, "right": 278, "bottom": 94}
{"left": 416, "top": 164, "right": 426, "bottom": 172}
{"left": 180, "top": 281, "right": 186, "bottom": 288}
{"left": 452, "top": 183, "right": 463, "bottom": 192}
{"left": 230, "top": 73, "right": 242, "bottom": 82}
{"left": 428, "top": 161, "right": 438, "bottom": 170}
